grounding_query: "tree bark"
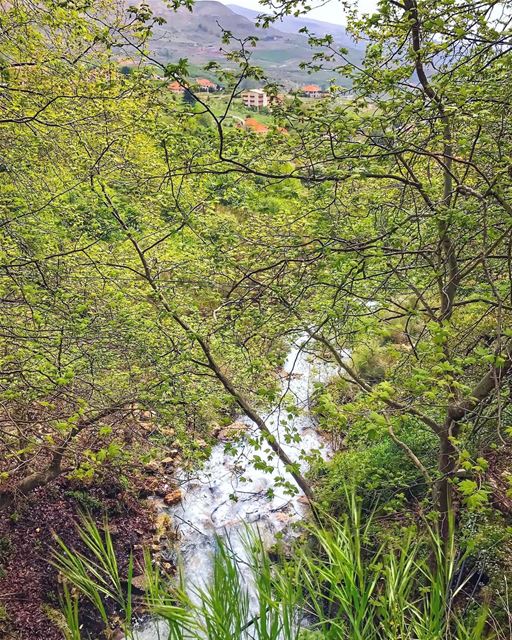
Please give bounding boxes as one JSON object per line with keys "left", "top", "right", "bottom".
{"left": 437, "top": 424, "right": 457, "bottom": 544}
{"left": 0, "top": 463, "right": 62, "bottom": 511}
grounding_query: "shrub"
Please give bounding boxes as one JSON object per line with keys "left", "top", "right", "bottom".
{"left": 52, "top": 497, "right": 496, "bottom": 639}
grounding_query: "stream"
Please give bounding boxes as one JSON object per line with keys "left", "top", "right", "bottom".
{"left": 135, "top": 338, "right": 334, "bottom": 638}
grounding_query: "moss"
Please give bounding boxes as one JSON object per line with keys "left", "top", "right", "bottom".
{"left": 42, "top": 605, "right": 69, "bottom": 635}
{"left": 64, "top": 489, "right": 104, "bottom": 512}
{"left": 351, "top": 340, "right": 396, "bottom": 384}
{"left": 0, "top": 603, "right": 9, "bottom": 622}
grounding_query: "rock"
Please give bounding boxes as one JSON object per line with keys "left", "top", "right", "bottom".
{"left": 273, "top": 512, "right": 291, "bottom": 524}
{"left": 154, "top": 513, "right": 172, "bottom": 537}
{"left": 217, "top": 421, "right": 248, "bottom": 440}
{"left": 145, "top": 460, "right": 161, "bottom": 474}
{"left": 163, "top": 488, "right": 183, "bottom": 506}
{"left": 139, "top": 477, "right": 168, "bottom": 497}
{"left": 131, "top": 574, "right": 147, "bottom": 591}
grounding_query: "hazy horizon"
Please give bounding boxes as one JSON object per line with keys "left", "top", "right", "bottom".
{"left": 218, "top": 0, "right": 378, "bottom": 26}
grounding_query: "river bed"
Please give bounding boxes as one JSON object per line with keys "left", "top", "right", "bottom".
{"left": 135, "top": 338, "right": 334, "bottom": 638}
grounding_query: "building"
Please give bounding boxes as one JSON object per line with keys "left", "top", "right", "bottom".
{"left": 194, "top": 78, "right": 218, "bottom": 92}
{"left": 237, "top": 117, "right": 288, "bottom": 135}
{"left": 168, "top": 81, "right": 185, "bottom": 94}
{"left": 241, "top": 117, "right": 269, "bottom": 134}
{"left": 241, "top": 89, "right": 269, "bottom": 110}
{"left": 301, "top": 84, "right": 322, "bottom": 98}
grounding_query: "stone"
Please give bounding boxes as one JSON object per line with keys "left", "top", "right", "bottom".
{"left": 217, "top": 421, "right": 248, "bottom": 440}
{"left": 131, "top": 574, "right": 147, "bottom": 591}
{"left": 273, "top": 512, "right": 291, "bottom": 524}
{"left": 163, "top": 488, "right": 183, "bottom": 506}
{"left": 139, "top": 477, "right": 168, "bottom": 497}
{"left": 155, "top": 513, "right": 172, "bottom": 537}
{"left": 145, "top": 460, "right": 161, "bottom": 474}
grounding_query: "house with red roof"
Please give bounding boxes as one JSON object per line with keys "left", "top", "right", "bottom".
{"left": 301, "top": 84, "right": 322, "bottom": 98}
{"left": 194, "top": 78, "right": 218, "bottom": 92}
{"left": 242, "top": 117, "right": 269, "bottom": 134}
{"left": 168, "top": 81, "right": 185, "bottom": 94}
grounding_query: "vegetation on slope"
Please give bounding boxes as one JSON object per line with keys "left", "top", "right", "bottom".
{"left": 0, "top": 0, "right": 511, "bottom": 636}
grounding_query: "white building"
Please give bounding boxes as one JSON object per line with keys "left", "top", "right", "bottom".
{"left": 242, "top": 89, "right": 269, "bottom": 109}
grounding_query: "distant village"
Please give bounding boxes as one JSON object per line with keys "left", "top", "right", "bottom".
{"left": 165, "top": 76, "right": 348, "bottom": 133}
{"left": 168, "top": 77, "right": 329, "bottom": 102}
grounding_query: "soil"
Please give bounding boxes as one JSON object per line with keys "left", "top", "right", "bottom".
{"left": 0, "top": 475, "right": 157, "bottom": 640}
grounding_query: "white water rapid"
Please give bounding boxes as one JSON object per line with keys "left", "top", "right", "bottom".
{"left": 135, "top": 339, "right": 334, "bottom": 639}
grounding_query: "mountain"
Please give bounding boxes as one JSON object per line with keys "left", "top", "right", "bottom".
{"left": 227, "top": 4, "right": 362, "bottom": 50}
{"left": 147, "top": 0, "right": 283, "bottom": 43}
{"left": 143, "top": 0, "right": 362, "bottom": 86}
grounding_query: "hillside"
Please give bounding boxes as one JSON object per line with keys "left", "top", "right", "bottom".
{"left": 144, "top": 0, "right": 362, "bottom": 86}
{"left": 227, "top": 3, "right": 362, "bottom": 50}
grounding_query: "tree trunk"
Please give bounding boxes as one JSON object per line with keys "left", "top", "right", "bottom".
{"left": 0, "top": 404, "right": 128, "bottom": 511}
{"left": 0, "top": 461, "right": 62, "bottom": 511}
{"left": 437, "top": 423, "right": 457, "bottom": 545}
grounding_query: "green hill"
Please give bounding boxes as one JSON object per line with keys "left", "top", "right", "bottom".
{"left": 145, "top": 0, "right": 362, "bottom": 86}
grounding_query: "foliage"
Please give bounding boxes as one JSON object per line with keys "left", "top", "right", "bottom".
{"left": 53, "top": 500, "right": 498, "bottom": 639}
{"left": 2, "top": 0, "right": 512, "bottom": 634}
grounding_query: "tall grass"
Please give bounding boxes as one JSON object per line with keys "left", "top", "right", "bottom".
{"left": 52, "top": 499, "right": 494, "bottom": 639}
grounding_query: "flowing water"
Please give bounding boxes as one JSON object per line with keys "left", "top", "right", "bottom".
{"left": 135, "top": 338, "right": 334, "bottom": 638}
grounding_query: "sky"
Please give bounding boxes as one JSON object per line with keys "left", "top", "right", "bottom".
{"left": 220, "top": 0, "right": 378, "bottom": 26}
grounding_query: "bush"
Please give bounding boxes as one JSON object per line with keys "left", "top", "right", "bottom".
{"left": 52, "top": 498, "right": 497, "bottom": 639}
{"left": 311, "top": 421, "right": 437, "bottom": 515}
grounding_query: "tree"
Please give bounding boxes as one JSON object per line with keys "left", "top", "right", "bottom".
{"left": 2, "top": 0, "right": 512, "bottom": 548}
{"left": 129, "top": 0, "right": 512, "bottom": 542}
{"left": 201, "top": 0, "right": 512, "bottom": 542}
